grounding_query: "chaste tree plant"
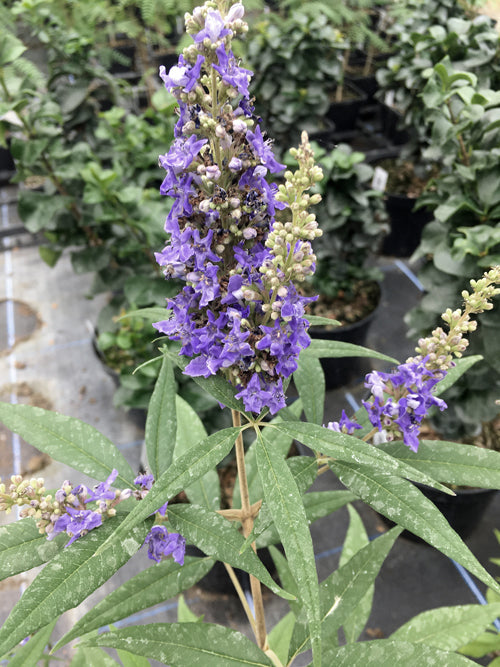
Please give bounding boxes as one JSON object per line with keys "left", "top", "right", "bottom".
{"left": 2, "top": 3, "right": 500, "bottom": 666}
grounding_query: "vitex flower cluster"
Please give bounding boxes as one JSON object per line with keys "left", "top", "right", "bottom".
{"left": 153, "top": 1, "right": 323, "bottom": 414}
{"left": 0, "top": 471, "right": 185, "bottom": 565}
{"left": 330, "top": 267, "right": 500, "bottom": 451}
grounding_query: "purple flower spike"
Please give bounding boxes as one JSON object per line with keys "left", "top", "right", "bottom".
{"left": 194, "top": 10, "right": 230, "bottom": 43}
{"left": 246, "top": 125, "right": 286, "bottom": 174}
{"left": 213, "top": 45, "right": 253, "bottom": 98}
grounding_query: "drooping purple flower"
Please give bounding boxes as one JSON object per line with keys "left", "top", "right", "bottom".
{"left": 194, "top": 9, "right": 230, "bottom": 43}
{"left": 49, "top": 506, "right": 103, "bottom": 547}
{"left": 213, "top": 45, "right": 253, "bottom": 98}
{"left": 246, "top": 125, "right": 286, "bottom": 174}
{"left": 85, "top": 469, "right": 118, "bottom": 503}
{"left": 159, "top": 54, "right": 205, "bottom": 94}
{"left": 327, "top": 410, "right": 362, "bottom": 435}
{"left": 144, "top": 525, "right": 186, "bottom": 565}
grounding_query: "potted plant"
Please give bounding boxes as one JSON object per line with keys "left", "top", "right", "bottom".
{"left": 405, "top": 61, "right": 500, "bottom": 445}
{"left": 3, "top": 5, "right": 500, "bottom": 666}
{"left": 303, "top": 142, "right": 389, "bottom": 388}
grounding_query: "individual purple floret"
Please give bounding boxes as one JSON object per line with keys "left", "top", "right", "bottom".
{"left": 327, "top": 410, "right": 362, "bottom": 435}
{"left": 144, "top": 525, "right": 186, "bottom": 565}
{"left": 85, "top": 469, "right": 118, "bottom": 503}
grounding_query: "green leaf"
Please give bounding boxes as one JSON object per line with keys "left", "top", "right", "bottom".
{"left": 177, "top": 594, "right": 204, "bottom": 622}
{"left": 0, "top": 34, "right": 27, "bottom": 66}
{"left": 70, "top": 644, "right": 121, "bottom": 666}
{"left": 119, "top": 307, "right": 169, "bottom": 322}
{"left": 5, "top": 620, "right": 56, "bottom": 667}
{"left": 269, "top": 545, "right": 300, "bottom": 615}
{"left": 303, "top": 339, "right": 399, "bottom": 365}
{"left": 145, "top": 355, "right": 176, "bottom": 478}
{"left": 53, "top": 556, "right": 214, "bottom": 651}
{"left": 434, "top": 356, "right": 483, "bottom": 396}
{"left": 93, "top": 427, "right": 243, "bottom": 557}
{"left": 0, "top": 518, "right": 65, "bottom": 582}
{"left": 294, "top": 354, "right": 325, "bottom": 425}
{"left": 306, "top": 315, "right": 341, "bottom": 328}
{"left": 330, "top": 461, "right": 500, "bottom": 595}
{"left": 322, "top": 639, "right": 479, "bottom": 665}
{"left": 71, "top": 247, "right": 111, "bottom": 274}
{"left": 0, "top": 402, "right": 135, "bottom": 488}
{"left": 39, "top": 246, "right": 62, "bottom": 267}
{"left": 391, "top": 603, "right": 500, "bottom": 651}
{"left": 378, "top": 440, "right": 500, "bottom": 489}
{"left": 255, "top": 429, "right": 321, "bottom": 667}
{"left": 0, "top": 517, "right": 149, "bottom": 658}
{"left": 83, "top": 623, "right": 274, "bottom": 666}
{"left": 268, "top": 611, "right": 296, "bottom": 667}
{"left": 116, "top": 648, "right": 151, "bottom": 667}
{"left": 339, "top": 505, "right": 374, "bottom": 643}
{"left": 167, "top": 504, "right": 293, "bottom": 600}
{"left": 271, "top": 422, "right": 453, "bottom": 494}
{"left": 459, "top": 630, "right": 500, "bottom": 658}
{"left": 288, "top": 527, "right": 401, "bottom": 663}
{"left": 174, "top": 395, "right": 219, "bottom": 509}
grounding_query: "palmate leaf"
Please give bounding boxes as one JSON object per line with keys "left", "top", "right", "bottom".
{"left": 294, "top": 354, "right": 325, "bottom": 425}
{"left": 288, "top": 527, "right": 402, "bottom": 664}
{"left": 83, "top": 623, "right": 273, "bottom": 666}
{"left": 0, "top": 402, "right": 135, "bottom": 488}
{"left": 390, "top": 603, "right": 500, "bottom": 652}
{"left": 271, "top": 422, "right": 454, "bottom": 494}
{"left": 145, "top": 354, "right": 176, "bottom": 479}
{"left": 330, "top": 461, "right": 500, "bottom": 594}
{"left": 321, "top": 638, "right": 479, "bottom": 665}
{"left": 0, "top": 518, "right": 66, "bottom": 581}
{"left": 0, "top": 516, "right": 149, "bottom": 658}
{"left": 54, "top": 556, "right": 214, "bottom": 650}
{"left": 254, "top": 429, "right": 322, "bottom": 667}
{"left": 378, "top": 440, "right": 500, "bottom": 489}
{"left": 166, "top": 504, "right": 293, "bottom": 600}
{"left": 93, "top": 427, "right": 243, "bottom": 559}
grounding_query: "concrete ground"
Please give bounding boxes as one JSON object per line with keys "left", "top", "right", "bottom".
{"left": 1, "top": 181, "right": 500, "bottom": 665}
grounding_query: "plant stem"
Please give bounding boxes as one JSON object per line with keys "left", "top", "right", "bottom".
{"left": 231, "top": 408, "right": 267, "bottom": 650}
{"left": 223, "top": 563, "right": 258, "bottom": 635}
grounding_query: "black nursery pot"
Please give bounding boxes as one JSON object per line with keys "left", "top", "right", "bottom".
{"left": 326, "top": 83, "right": 367, "bottom": 133}
{"left": 310, "top": 300, "right": 380, "bottom": 391}
{"left": 0, "top": 145, "right": 16, "bottom": 185}
{"left": 380, "top": 483, "right": 498, "bottom": 542}
{"left": 378, "top": 104, "right": 410, "bottom": 146}
{"left": 382, "top": 193, "right": 433, "bottom": 257}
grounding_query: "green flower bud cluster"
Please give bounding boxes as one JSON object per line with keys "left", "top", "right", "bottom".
{"left": 414, "top": 267, "right": 500, "bottom": 371}
{"left": 264, "top": 131, "right": 323, "bottom": 286}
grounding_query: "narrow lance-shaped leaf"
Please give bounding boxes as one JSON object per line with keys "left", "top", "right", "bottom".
{"left": 272, "top": 421, "right": 454, "bottom": 494}
{"left": 255, "top": 428, "right": 322, "bottom": 667}
{"left": 379, "top": 439, "right": 500, "bottom": 489}
{"left": 303, "top": 339, "right": 399, "bottom": 365}
{"left": 322, "top": 639, "right": 479, "bottom": 666}
{"left": 294, "top": 354, "right": 325, "bottom": 425}
{"left": 167, "top": 503, "right": 294, "bottom": 600}
{"left": 145, "top": 354, "right": 177, "bottom": 479}
{"left": 93, "top": 427, "right": 242, "bottom": 558}
{"left": 53, "top": 556, "right": 215, "bottom": 651}
{"left": 5, "top": 620, "right": 56, "bottom": 667}
{"left": 330, "top": 460, "right": 500, "bottom": 594}
{"left": 288, "top": 527, "right": 402, "bottom": 664}
{"left": 0, "top": 516, "right": 150, "bottom": 658}
{"left": 433, "top": 355, "right": 483, "bottom": 396}
{"left": 174, "top": 395, "right": 219, "bottom": 509}
{"left": 0, "top": 402, "right": 135, "bottom": 488}
{"left": 0, "top": 518, "right": 66, "bottom": 582}
{"left": 82, "top": 623, "right": 274, "bottom": 667}
{"left": 390, "top": 603, "right": 500, "bottom": 652}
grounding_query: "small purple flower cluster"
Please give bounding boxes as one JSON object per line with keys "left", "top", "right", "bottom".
{"left": 326, "top": 410, "right": 362, "bottom": 436}
{"left": 47, "top": 470, "right": 129, "bottom": 546}
{"left": 153, "top": 2, "right": 318, "bottom": 415}
{"left": 362, "top": 357, "right": 448, "bottom": 452}
{"left": 134, "top": 475, "right": 186, "bottom": 566}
